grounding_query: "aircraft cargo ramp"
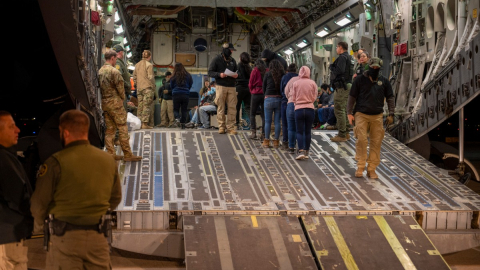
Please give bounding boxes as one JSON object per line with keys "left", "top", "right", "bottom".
{"left": 112, "top": 130, "right": 480, "bottom": 269}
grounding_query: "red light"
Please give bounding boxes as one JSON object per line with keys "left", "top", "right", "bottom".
{"left": 24, "top": 124, "right": 26, "bottom": 126}
{"left": 465, "top": 118, "right": 467, "bottom": 121}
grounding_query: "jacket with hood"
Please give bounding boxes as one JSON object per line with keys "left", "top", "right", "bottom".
{"left": 158, "top": 79, "right": 173, "bottom": 100}
{"left": 133, "top": 59, "right": 156, "bottom": 91}
{"left": 280, "top": 72, "right": 298, "bottom": 103}
{"left": 208, "top": 53, "right": 238, "bottom": 87}
{"left": 261, "top": 49, "right": 288, "bottom": 70}
{"left": 291, "top": 66, "right": 318, "bottom": 110}
{"left": 249, "top": 67, "right": 265, "bottom": 95}
{"left": 236, "top": 62, "right": 251, "bottom": 88}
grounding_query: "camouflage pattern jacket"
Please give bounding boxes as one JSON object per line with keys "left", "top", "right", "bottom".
{"left": 133, "top": 59, "right": 155, "bottom": 91}
{"left": 99, "top": 62, "right": 125, "bottom": 110}
{"left": 115, "top": 58, "right": 132, "bottom": 96}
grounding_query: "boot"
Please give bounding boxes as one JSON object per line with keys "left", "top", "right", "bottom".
{"left": 219, "top": 128, "right": 226, "bottom": 134}
{"left": 226, "top": 129, "right": 237, "bottom": 135}
{"left": 181, "top": 123, "right": 185, "bottom": 129}
{"left": 281, "top": 141, "right": 289, "bottom": 151}
{"left": 185, "top": 122, "right": 195, "bottom": 128}
{"left": 355, "top": 167, "right": 364, "bottom": 178}
{"left": 260, "top": 133, "right": 265, "bottom": 141}
{"left": 367, "top": 170, "right": 379, "bottom": 179}
{"left": 262, "top": 139, "right": 270, "bottom": 148}
{"left": 272, "top": 139, "right": 280, "bottom": 148}
{"left": 249, "top": 130, "right": 257, "bottom": 140}
{"left": 124, "top": 155, "right": 142, "bottom": 162}
{"left": 142, "top": 123, "right": 153, "bottom": 129}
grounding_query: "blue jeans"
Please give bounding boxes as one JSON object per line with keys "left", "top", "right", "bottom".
{"left": 198, "top": 105, "right": 217, "bottom": 128}
{"left": 264, "top": 97, "right": 282, "bottom": 140}
{"left": 281, "top": 101, "right": 288, "bottom": 142}
{"left": 324, "top": 107, "right": 337, "bottom": 125}
{"left": 317, "top": 108, "right": 325, "bottom": 123}
{"left": 286, "top": 103, "right": 296, "bottom": 148}
{"left": 295, "top": 108, "right": 314, "bottom": 151}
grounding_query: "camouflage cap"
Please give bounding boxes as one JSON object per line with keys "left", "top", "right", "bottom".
{"left": 112, "top": 44, "right": 124, "bottom": 52}
{"left": 368, "top": 57, "right": 383, "bottom": 68}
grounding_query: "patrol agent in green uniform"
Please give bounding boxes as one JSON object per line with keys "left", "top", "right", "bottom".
{"left": 31, "top": 110, "right": 122, "bottom": 269}
{"left": 112, "top": 44, "right": 132, "bottom": 108}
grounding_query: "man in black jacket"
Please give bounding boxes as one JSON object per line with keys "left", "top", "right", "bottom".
{"left": 208, "top": 43, "right": 238, "bottom": 134}
{"left": 158, "top": 71, "right": 174, "bottom": 127}
{"left": 347, "top": 58, "right": 395, "bottom": 179}
{"left": 0, "top": 111, "right": 33, "bottom": 269}
{"left": 261, "top": 49, "right": 288, "bottom": 70}
{"left": 329, "top": 41, "right": 353, "bottom": 142}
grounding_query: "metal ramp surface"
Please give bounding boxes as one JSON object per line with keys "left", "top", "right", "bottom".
{"left": 183, "top": 215, "right": 451, "bottom": 270}
{"left": 117, "top": 130, "right": 480, "bottom": 214}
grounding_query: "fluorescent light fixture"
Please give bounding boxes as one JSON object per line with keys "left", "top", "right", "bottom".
{"left": 335, "top": 12, "right": 354, "bottom": 26}
{"left": 123, "top": 37, "right": 128, "bottom": 44}
{"left": 127, "top": 52, "right": 132, "bottom": 58}
{"left": 365, "top": 1, "right": 375, "bottom": 9}
{"left": 283, "top": 48, "right": 294, "bottom": 55}
{"left": 115, "top": 25, "right": 124, "bottom": 34}
{"left": 115, "top": 11, "right": 120, "bottom": 22}
{"left": 296, "top": 39, "right": 308, "bottom": 48}
{"left": 128, "top": 65, "right": 135, "bottom": 70}
{"left": 125, "top": 45, "right": 131, "bottom": 52}
{"left": 315, "top": 26, "right": 331, "bottom": 37}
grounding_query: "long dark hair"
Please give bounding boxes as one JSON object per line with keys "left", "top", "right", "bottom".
{"left": 255, "top": 59, "right": 267, "bottom": 80}
{"left": 239, "top": 52, "right": 252, "bottom": 75}
{"left": 269, "top": 59, "right": 285, "bottom": 90}
{"left": 172, "top": 63, "right": 188, "bottom": 86}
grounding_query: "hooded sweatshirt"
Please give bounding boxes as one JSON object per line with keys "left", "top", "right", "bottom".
{"left": 249, "top": 67, "right": 268, "bottom": 95}
{"left": 291, "top": 66, "right": 318, "bottom": 110}
{"left": 261, "top": 49, "right": 288, "bottom": 70}
{"left": 284, "top": 76, "right": 301, "bottom": 104}
{"left": 280, "top": 73, "right": 298, "bottom": 103}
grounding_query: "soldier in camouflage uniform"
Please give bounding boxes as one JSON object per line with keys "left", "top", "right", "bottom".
{"left": 98, "top": 50, "right": 141, "bottom": 162}
{"left": 133, "top": 50, "right": 156, "bottom": 129}
{"left": 112, "top": 45, "right": 132, "bottom": 108}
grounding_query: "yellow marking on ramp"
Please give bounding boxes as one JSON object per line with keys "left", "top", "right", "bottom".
{"left": 323, "top": 216, "right": 359, "bottom": 270}
{"left": 374, "top": 216, "right": 417, "bottom": 270}
{"left": 251, "top": 216, "right": 258, "bottom": 228}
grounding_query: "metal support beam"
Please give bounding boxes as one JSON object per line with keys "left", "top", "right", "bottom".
{"left": 114, "top": 0, "right": 133, "bottom": 48}
{"left": 131, "top": 0, "right": 309, "bottom": 8}
{"left": 459, "top": 108, "right": 465, "bottom": 164}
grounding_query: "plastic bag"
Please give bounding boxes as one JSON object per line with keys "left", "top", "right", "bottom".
{"left": 127, "top": 112, "right": 141, "bottom": 131}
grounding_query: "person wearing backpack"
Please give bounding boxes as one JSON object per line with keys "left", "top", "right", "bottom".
{"left": 329, "top": 41, "right": 354, "bottom": 142}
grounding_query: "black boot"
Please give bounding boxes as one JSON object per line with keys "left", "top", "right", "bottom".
{"left": 181, "top": 123, "right": 185, "bottom": 129}
{"left": 249, "top": 130, "right": 257, "bottom": 140}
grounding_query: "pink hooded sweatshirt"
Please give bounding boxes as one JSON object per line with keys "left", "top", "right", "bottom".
{"left": 291, "top": 66, "right": 318, "bottom": 110}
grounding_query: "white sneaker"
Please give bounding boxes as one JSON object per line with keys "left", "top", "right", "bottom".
{"left": 295, "top": 151, "right": 306, "bottom": 160}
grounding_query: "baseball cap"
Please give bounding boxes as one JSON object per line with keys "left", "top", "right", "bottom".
{"left": 222, "top": 43, "right": 236, "bottom": 51}
{"left": 368, "top": 57, "right": 383, "bottom": 68}
{"left": 112, "top": 45, "right": 125, "bottom": 52}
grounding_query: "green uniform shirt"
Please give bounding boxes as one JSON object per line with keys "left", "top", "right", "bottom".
{"left": 31, "top": 140, "right": 122, "bottom": 229}
{"left": 115, "top": 58, "right": 132, "bottom": 96}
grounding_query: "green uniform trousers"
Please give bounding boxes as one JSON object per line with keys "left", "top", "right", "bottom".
{"left": 47, "top": 230, "right": 111, "bottom": 270}
{"left": 215, "top": 85, "right": 237, "bottom": 131}
{"left": 333, "top": 83, "right": 351, "bottom": 137}
{"left": 353, "top": 112, "right": 385, "bottom": 171}
{"left": 137, "top": 88, "right": 154, "bottom": 123}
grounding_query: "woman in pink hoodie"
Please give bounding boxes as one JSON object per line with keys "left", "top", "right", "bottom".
{"left": 291, "top": 66, "right": 318, "bottom": 160}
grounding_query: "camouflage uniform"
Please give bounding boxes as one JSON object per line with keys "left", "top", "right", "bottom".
{"left": 98, "top": 62, "right": 134, "bottom": 157}
{"left": 133, "top": 59, "right": 156, "bottom": 124}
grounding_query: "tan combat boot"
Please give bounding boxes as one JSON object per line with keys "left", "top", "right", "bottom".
{"left": 262, "top": 139, "right": 270, "bottom": 148}
{"left": 219, "top": 128, "right": 226, "bottom": 134}
{"left": 355, "top": 167, "right": 364, "bottom": 178}
{"left": 113, "top": 155, "right": 124, "bottom": 161}
{"left": 142, "top": 123, "right": 153, "bottom": 129}
{"left": 272, "top": 139, "right": 280, "bottom": 148}
{"left": 226, "top": 129, "right": 237, "bottom": 135}
{"left": 367, "top": 170, "right": 379, "bottom": 179}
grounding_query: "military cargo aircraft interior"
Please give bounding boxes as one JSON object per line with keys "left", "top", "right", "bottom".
{"left": 4, "top": 0, "right": 480, "bottom": 269}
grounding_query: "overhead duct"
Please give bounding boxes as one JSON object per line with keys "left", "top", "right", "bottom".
{"left": 235, "top": 7, "right": 268, "bottom": 17}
